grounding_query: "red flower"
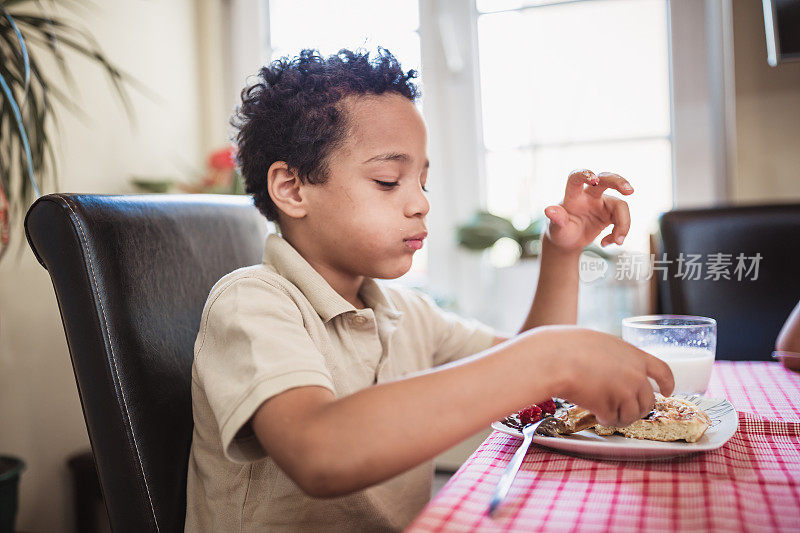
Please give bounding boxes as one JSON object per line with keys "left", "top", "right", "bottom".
{"left": 208, "top": 146, "right": 236, "bottom": 170}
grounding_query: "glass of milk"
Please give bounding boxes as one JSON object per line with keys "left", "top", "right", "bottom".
{"left": 622, "top": 315, "right": 717, "bottom": 394}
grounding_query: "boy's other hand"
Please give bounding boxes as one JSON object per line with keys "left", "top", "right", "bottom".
{"left": 543, "top": 169, "right": 633, "bottom": 254}
{"left": 534, "top": 326, "right": 674, "bottom": 427}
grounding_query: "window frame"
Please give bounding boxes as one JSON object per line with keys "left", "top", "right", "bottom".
{"left": 225, "top": 0, "right": 736, "bottom": 319}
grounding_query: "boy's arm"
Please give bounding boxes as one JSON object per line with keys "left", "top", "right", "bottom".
{"left": 776, "top": 301, "right": 800, "bottom": 371}
{"left": 777, "top": 300, "right": 800, "bottom": 353}
{"left": 252, "top": 326, "right": 674, "bottom": 498}
{"left": 517, "top": 169, "right": 633, "bottom": 333}
{"left": 519, "top": 235, "right": 581, "bottom": 330}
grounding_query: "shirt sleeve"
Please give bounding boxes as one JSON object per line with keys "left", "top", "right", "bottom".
{"left": 407, "top": 290, "right": 497, "bottom": 367}
{"left": 193, "top": 276, "right": 335, "bottom": 463}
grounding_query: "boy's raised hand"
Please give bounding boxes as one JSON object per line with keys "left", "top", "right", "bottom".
{"left": 532, "top": 326, "right": 674, "bottom": 427}
{"left": 543, "top": 169, "right": 634, "bottom": 253}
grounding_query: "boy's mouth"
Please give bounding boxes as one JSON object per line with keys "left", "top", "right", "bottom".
{"left": 403, "top": 231, "right": 427, "bottom": 251}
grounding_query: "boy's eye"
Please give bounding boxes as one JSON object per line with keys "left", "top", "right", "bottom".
{"left": 374, "top": 180, "right": 399, "bottom": 188}
{"left": 422, "top": 184, "right": 429, "bottom": 193}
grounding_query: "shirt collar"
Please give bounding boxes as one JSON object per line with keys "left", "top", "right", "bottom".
{"left": 360, "top": 277, "right": 403, "bottom": 322}
{"left": 262, "top": 233, "right": 402, "bottom": 323}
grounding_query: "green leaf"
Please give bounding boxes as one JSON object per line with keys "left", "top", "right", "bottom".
{"left": 472, "top": 211, "right": 517, "bottom": 235}
{"left": 0, "top": 64, "right": 39, "bottom": 198}
{"left": 456, "top": 225, "right": 504, "bottom": 250}
{"left": 1, "top": 5, "right": 31, "bottom": 105}
{"left": 0, "top": 0, "right": 147, "bottom": 254}
{"left": 456, "top": 211, "right": 518, "bottom": 250}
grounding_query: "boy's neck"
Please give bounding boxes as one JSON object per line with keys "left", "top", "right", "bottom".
{"left": 281, "top": 231, "right": 367, "bottom": 310}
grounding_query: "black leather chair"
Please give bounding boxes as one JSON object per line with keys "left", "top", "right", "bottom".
{"left": 654, "top": 203, "right": 800, "bottom": 361}
{"left": 25, "top": 194, "right": 267, "bottom": 533}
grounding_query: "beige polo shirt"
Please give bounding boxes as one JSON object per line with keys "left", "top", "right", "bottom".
{"left": 184, "top": 234, "right": 495, "bottom": 532}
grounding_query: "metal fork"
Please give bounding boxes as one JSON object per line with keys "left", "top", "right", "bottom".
{"left": 488, "top": 418, "right": 549, "bottom": 516}
{"left": 676, "top": 394, "right": 735, "bottom": 425}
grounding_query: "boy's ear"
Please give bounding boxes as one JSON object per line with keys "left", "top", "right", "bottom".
{"left": 267, "top": 161, "right": 307, "bottom": 219}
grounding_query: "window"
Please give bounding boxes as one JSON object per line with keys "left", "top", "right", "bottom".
{"left": 258, "top": 0, "right": 673, "bottom": 260}
{"left": 476, "top": 0, "right": 673, "bottom": 253}
{"left": 242, "top": 0, "right": 715, "bottom": 329}
{"left": 266, "top": 0, "right": 421, "bottom": 73}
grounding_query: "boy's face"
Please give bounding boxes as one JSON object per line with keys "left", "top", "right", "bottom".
{"left": 300, "top": 93, "right": 430, "bottom": 280}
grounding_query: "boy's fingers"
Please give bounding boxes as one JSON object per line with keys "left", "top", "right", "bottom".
{"left": 613, "top": 384, "right": 656, "bottom": 427}
{"left": 618, "top": 395, "right": 644, "bottom": 427}
{"left": 585, "top": 172, "right": 633, "bottom": 198}
{"left": 544, "top": 204, "right": 569, "bottom": 228}
{"left": 602, "top": 195, "right": 631, "bottom": 245}
{"left": 600, "top": 233, "right": 616, "bottom": 247}
{"left": 638, "top": 382, "right": 656, "bottom": 415}
{"left": 594, "top": 396, "right": 617, "bottom": 427}
{"left": 565, "top": 169, "right": 598, "bottom": 200}
{"left": 644, "top": 356, "right": 675, "bottom": 397}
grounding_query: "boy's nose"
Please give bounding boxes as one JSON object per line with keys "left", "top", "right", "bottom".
{"left": 404, "top": 186, "right": 430, "bottom": 218}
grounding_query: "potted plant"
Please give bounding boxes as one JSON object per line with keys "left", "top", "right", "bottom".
{"left": 0, "top": 456, "right": 24, "bottom": 532}
{"left": 456, "top": 210, "right": 612, "bottom": 261}
{"left": 1, "top": 1, "right": 137, "bottom": 528}
{"left": 456, "top": 211, "right": 618, "bottom": 332}
{"left": 0, "top": 0, "right": 138, "bottom": 261}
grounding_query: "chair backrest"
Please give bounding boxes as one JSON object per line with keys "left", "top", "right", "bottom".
{"left": 25, "top": 194, "right": 267, "bottom": 533}
{"left": 654, "top": 203, "right": 800, "bottom": 361}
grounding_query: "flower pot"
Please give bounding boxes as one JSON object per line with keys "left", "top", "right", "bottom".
{"left": 488, "top": 258, "right": 541, "bottom": 333}
{"left": 0, "top": 456, "right": 25, "bottom": 533}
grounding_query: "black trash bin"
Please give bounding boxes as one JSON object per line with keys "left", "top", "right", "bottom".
{"left": 0, "top": 456, "right": 25, "bottom": 533}
{"left": 67, "top": 451, "right": 110, "bottom": 533}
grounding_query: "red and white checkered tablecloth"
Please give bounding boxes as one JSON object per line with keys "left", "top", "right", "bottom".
{"left": 407, "top": 361, "right": 800, "bottom": 532}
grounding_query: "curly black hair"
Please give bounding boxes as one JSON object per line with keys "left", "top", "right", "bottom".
{"left": 232, "top": 48, "right": 420, "bottom": 221}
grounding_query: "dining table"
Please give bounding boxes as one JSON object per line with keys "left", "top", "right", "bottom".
{"left": 406, "top": 361, "right": 800, "bottom": 532}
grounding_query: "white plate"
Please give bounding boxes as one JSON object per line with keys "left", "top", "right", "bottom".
{"left": 491, "top": 394, "right": 738, "bottom": 461}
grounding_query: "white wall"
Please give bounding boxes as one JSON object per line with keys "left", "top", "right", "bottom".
{"left": 669, "top": 0, "right": 738, "bottom": 207}
{"left": 0, "top": 1, "right": 207, "bottom": 531}
{"left": 732, "top": 0, "right": 800, "bottom": 203}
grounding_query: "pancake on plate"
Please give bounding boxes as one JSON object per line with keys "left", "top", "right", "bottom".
{"left": 556, "top": 393, "right": 711, "bottom": 443}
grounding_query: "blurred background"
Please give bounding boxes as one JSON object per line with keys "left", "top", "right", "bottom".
{"left": 1, "top": 0, "right": 799, "bottom": 530}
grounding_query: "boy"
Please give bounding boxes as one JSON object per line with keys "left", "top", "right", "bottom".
{"left": 777, "top": 300, "right": 800, "bottom": 371}
{"left": 185, "top": 49, "right": 673, "bottom": 532}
